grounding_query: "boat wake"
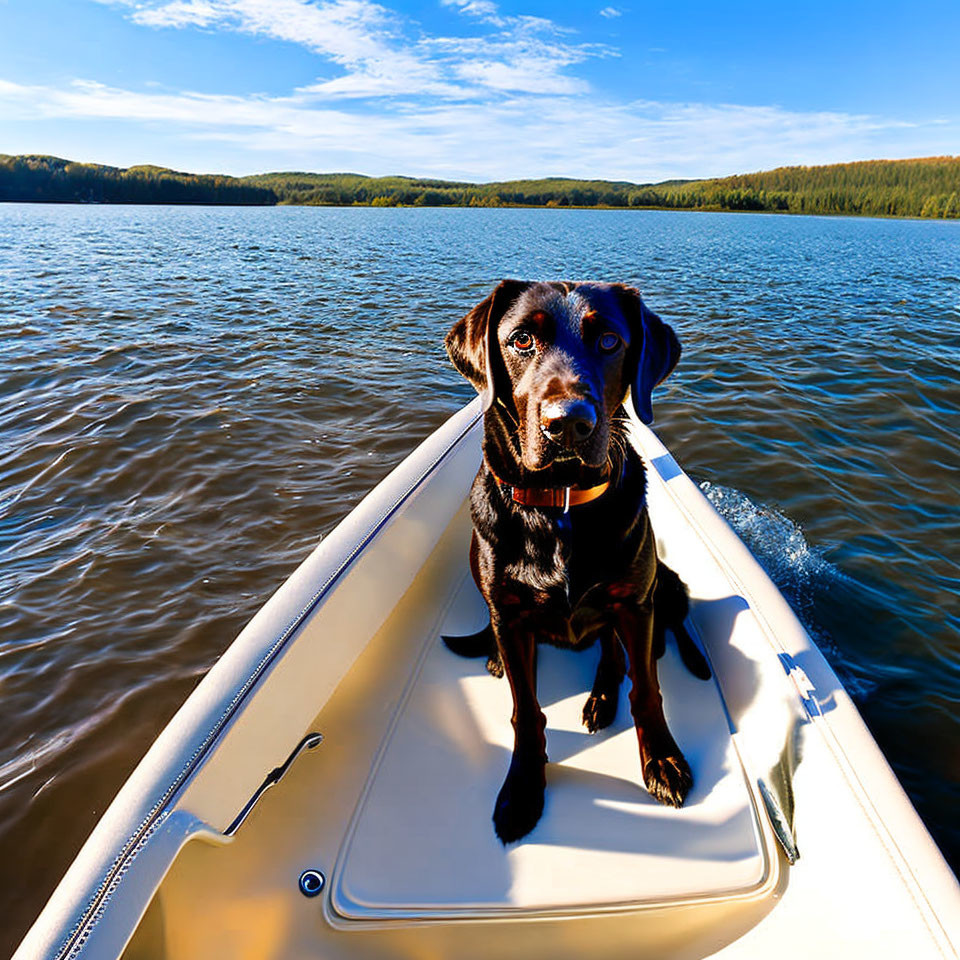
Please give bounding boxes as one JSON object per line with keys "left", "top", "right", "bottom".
{"left": 697, "top": 481, "right": 837, "bottom": 606}
{"left": 696, "top": 481, "right": 875, "bottom": 693}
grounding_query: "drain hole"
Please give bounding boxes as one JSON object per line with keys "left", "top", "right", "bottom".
{"left": 299, "top": 869, "right": 325, "bottom": 898}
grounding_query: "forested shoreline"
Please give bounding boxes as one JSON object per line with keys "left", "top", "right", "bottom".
{"left": 2, "top": 153, "right": 958, "bottom": 219}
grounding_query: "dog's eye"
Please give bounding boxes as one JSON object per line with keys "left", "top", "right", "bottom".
{"left": 510, "top": 331, "right": 536, "bottom": 353}
{"left": 598, "top": 332, "right": 621, "bottom": 353}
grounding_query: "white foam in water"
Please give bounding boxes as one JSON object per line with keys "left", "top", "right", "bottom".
{"left": 699, "top": 482, "right": 880, "bottom": 703}
{"left": 698, "top": 481, "right": 836, "bottom": 607}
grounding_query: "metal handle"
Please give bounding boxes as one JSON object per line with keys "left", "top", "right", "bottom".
{"left": 224, "top": 732, "right": 323, "bottom": 837}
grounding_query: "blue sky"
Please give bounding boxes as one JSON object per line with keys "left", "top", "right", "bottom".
{"left": 1, "top": 0, "right": 958, "bottom": 181}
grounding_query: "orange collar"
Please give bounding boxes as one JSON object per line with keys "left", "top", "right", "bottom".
{"left": 492, "top": 472, "right": 611, "bottom": 512}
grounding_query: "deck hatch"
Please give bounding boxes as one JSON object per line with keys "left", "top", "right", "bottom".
{"left": 331, "top": 577, "right": 769, "bottom": 920}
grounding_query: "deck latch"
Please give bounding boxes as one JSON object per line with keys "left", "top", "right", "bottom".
{"left": 778, "top": 653, "right": 821, "bottom": 717}
{"left": 757, "top": 777, "right": 800, "bottom": 865}
{"left": 224, "top": 732, "right": 323, "bottom": 837}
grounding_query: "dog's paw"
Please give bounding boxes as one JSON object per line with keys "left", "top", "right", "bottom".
{"left": 643, "top": 754, "right": 693, "bottom": 808}
{"left": 486, "top": 653, "right": 504, "bottom": 678}
{"left": 582, "top": 691, "right": 617, "bottom": 732}
{"left": 492, "top": 760, "right": 545, "bottom": 844}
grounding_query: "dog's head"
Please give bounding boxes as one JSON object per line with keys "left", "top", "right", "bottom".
{"left": 446, "top": 280, "right": 680, "bottom": 476}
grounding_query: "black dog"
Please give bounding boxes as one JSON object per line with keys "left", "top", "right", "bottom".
{"left": 443, "top": 280, "right": 710, "bottom": 844}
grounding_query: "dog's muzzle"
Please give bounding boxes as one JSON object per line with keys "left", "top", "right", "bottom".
{"left": 539, "top": 398, "right": 597, "bottom": 448}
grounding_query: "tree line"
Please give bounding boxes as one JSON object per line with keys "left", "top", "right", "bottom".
{"left": 0, "top": 155, "right": 275, "bottom": 205}
{"left": 3, "top": 153, "right": 958, "bottom": 219}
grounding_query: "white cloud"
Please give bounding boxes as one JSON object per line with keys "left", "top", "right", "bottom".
{"left": 0, "top": 75, "right": 944, "bottom": 182}
{"left": 133, "top": 0, "right": 399, "bottom": 65}
{"left": 132, "top": 0, "right": 222, "bottom": 27}
{"left": 599, "top": 6, "right": 621, "bottom": 18}
{"left": 440, "top": 0, "right": 504, "bottom": 26}
{"left": 425, "top": 29, "right": 608, "bottom": 96}
{"left": 100, "top": 0, "right": 602, "bottom": 99}
{"left": 7, "top": 1, "right": 956, "bottom": 180}
{"left": 452, "top": 60, "right": 587, "bottom": 95}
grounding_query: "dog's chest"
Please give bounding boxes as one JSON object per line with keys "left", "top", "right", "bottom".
{"left": 506, "top": 507, "right": 637, "bottom": 626}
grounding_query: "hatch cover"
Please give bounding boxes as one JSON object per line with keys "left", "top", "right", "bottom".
{"left": 332, "top": 578, "right": 768, "bottom": 919}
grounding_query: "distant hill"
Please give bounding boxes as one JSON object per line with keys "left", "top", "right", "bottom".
{"left": 2, "top": 154, "right": 958, "bottom": 218}
{"left": 655, "top": 158, "right": 960, "bottom": 218}
{"left": 0, "top": 154, "right": 274, "bottom": 205}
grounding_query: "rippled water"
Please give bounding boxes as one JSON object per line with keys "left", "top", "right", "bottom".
{"left": 1, "top": 204, "right": 958, "bottom": 951}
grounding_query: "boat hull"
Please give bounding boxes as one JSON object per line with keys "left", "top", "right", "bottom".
{"left": 16, "top": 400, "right": 960, "bottom": 960}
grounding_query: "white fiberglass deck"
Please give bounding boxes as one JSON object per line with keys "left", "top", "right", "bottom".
{"left": 333, "top": 573, "right": 769, "bottom": 918}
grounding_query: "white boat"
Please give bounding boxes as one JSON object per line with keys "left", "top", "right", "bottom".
{"left": 16, "top": 399, "right": 960, "bottom": 960}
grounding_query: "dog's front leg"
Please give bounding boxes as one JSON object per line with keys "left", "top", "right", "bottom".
{"left": 491, "top": 613, "right": 547, "bottom": 843}
{"left": 616, "top": 601, "right": 693, "bottom": 808}
{"left": 582, "top": 629, "right": 625, "bottom": 733}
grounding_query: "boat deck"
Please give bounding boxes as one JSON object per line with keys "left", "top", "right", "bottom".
{"left": 335, "top": 569, "right": 768, "bottom": 917}
{"left": 122, "top": 501, "right": 781, "bottom": 960}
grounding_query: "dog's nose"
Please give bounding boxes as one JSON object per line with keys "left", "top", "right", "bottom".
{"left": 540, "top": 398, "right": 597, "bottom": 447}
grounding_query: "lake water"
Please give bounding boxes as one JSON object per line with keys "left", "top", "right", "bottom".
{"left": 1, "top": 204, "right": 958, "bottom": 951}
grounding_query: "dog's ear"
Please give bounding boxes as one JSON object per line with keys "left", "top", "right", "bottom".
{"left": 445, "top": 279, "right": 528, "bottom": 410}
{"left": 616, "top": 285, "right": 681, "bottom": 424}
